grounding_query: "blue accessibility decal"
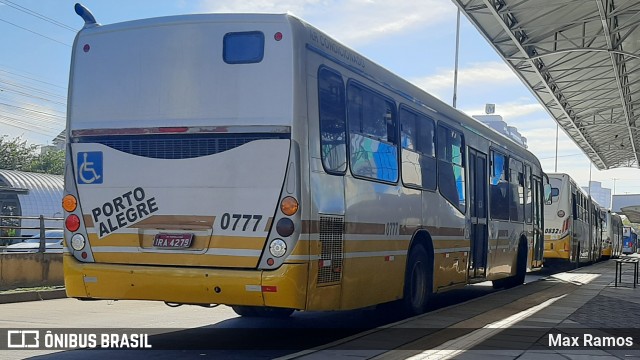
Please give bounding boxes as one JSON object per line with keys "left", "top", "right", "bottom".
{"left": 77, "top": 151, "right": 103, "bottom": 184}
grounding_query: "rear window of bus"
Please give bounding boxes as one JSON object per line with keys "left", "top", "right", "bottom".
{"left": 223, "top": 31, "right": 265, "bottom": 64}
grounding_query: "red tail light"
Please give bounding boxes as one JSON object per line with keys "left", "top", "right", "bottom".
{"left": 66, "top": 214, "right": 80, "bottom": 232}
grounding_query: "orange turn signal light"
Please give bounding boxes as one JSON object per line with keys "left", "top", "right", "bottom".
{"left": 62, "top": 195, "right": 77, "bottom": 212}
{"left": 280, "top": 196, "right": 299, "bottom": 216}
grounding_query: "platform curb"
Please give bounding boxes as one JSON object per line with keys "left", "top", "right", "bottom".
{"left": 0, "top": 289, "right": 66, "bottom": 304}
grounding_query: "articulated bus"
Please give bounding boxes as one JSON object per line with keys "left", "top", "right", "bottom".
{"left": 600, "top": 209, "right": 623, "bottom": 259}
{"left": 622, "top": 226, "right": 638, "bottom": 254}
{"left": 544, "top": 173, "right": 612, "bottom": 266}
{"left": 63, "top": 9, "right": 549, "bottom": 317}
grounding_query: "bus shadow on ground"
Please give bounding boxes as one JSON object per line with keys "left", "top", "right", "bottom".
{"left": 28, "top": 276, "right": 508, "bottom": 359}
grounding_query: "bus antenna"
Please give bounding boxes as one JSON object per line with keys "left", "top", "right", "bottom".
{"left": 74, "top": 3, "right": 99, "bottom": 27}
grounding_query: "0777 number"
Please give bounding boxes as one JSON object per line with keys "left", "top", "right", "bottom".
{"left": 220, "top": 213, "right": 263, "bottom": 232}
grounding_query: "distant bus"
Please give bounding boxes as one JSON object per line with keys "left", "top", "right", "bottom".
{"left": 600, "top": 210, "right": 623, "bottom": 259}
{"left": 622, "top": 226, "right": 637, "bottom": 255}
{"left": 544, "top": 173, "right": 604, "bottom": 266}
{"left": 63, "top": 10, "right": 549, "bottom": 317}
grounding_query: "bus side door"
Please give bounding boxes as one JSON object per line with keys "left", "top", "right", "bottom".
{"left": 468, "top": 148, "right": 488, "bottom": 279}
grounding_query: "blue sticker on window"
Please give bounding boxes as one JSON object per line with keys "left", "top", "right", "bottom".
{"left": 77, "top": 151, "right": 103, "bottom": 184}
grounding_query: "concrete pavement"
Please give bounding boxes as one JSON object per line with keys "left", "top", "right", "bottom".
{"left": 283, "top": 255, "right": 640, "bottom": 360}
{"left": 3, "top": 256, "right": 640, "bottom": 359}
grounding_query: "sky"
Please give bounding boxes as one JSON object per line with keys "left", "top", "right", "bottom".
{"left": 1, "top": 0, "right": 640, "bottom": 199}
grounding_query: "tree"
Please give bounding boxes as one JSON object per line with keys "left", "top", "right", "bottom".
{"left": 0, "top": 135, "right": 38, "bottom": 171}
{"left": 27, "top": 148, "right": 65, "bottom": 175}
{"left": 0, "top": 135, "right": 64, "bottom": 175}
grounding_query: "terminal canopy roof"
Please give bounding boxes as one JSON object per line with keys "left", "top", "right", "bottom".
{"left": 453, "top": 0, "right": 640, "bottom": 170}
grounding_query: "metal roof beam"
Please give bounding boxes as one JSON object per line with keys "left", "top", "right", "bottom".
{"left": 596, "top": 0, "right": 638, "bottom": 159}
{"left": 527, "top": 48, "right": 640, "bottom": 62}
{"left": 478, "top": 0, "right": 606, "bottom": 168}
{"left": 596, "top": 0, "right": 638, "bottom": 123}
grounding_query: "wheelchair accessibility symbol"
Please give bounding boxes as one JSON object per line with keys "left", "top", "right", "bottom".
{"left": 77, "top": 152, "right": 103, "bottom": 184}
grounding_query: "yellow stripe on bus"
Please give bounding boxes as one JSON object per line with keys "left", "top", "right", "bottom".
{"left": 343, "top": 239, "right": 410, "bottom": 252}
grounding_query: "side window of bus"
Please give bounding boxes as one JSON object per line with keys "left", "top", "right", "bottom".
{"left": 578, "top": 194, "right": 583, "bottom": 220}
{"left": 490, "top": 151, "right": 509, "bottom": 220}
{"left": 585, "top": 198, "right": 589, "bottom": 221}
{"left": 525, "top": 165, "right": 532, "bottom": 224}
{"left": 347, "top": 83, "right": 398, "bottom": 183}
{"left": 509, "top": 158, "right": 524, "bottom": 222}
{"left": 223, "top": 31, "right": 265, "bottom": 64}
{"left": 399, "top": 106, "right": 436, "bottom": 190}
{"left": 550, "top": 187, "right": 559, "bottom": 203}
{"left": 577, "top": 194, "right": 581, "bottom": 220}
{"left": 318, "top": 68, "right": 347, "bottom": 174}
{"left": 437, "top": 125, "right": 465, "bottom": 212}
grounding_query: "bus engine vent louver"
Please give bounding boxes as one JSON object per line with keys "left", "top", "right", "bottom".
{"left": 317, "top": 215, "right": 344, "bottom": 285}
{"left": 76, "top": 133, "right": 290, "bottom": 159}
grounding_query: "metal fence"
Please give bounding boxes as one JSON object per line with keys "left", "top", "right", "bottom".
{"left": 0, "top": 215, "right": 64, "bottom": 252}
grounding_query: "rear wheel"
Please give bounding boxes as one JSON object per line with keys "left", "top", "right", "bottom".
{"left": 403, "top": 244, "right": 432, "bottom": 315}
{"left": 491, "top": 277, "right": 506, "bottom": 289}
{"left": 506, "top": 240, "right": 527, "bottom": 288}
{"left": 494, "top": 240, "right": 527, "bottom": 289}
{"left": 231, "top": 305, "right": 257, "bottom": 317}
{"left": 232, "top": 306, "right": 294, "bottom": 318}
{"left": 512, "top": 240, "right": 527, "bottom": 286}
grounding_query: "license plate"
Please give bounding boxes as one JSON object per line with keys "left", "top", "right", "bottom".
{"left": 153, "top": 233, "right": 193, "bottom": 248}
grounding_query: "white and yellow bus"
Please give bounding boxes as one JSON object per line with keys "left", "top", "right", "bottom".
{"left": 600, "top": 209, "right": 623, "bottom": 259}
{"left": 544, "top": 173, "right": 606, "bottom": 266}
{"left": 63, "top": 8, "right": 549, "bottom": 317}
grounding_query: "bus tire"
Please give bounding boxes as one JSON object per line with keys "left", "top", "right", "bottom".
{"left": 500, "top": 240, "right": 527, "bottom": 289}
{"left": 491, "top": 278, "right": 506, "bottom": 289}
{"left": 233, "top": 306, "right": 294, "bottom": 318}
{"left": 231, "top": 305, "right": 258, "bottom": 317}
{"left": 511, "top": 240, "right": 527, "bottom": 286}
{"left": 403, "top": 244, "right": 432, "bottom": 315}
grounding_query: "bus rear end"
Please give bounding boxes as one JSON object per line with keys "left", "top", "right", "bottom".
{"left": 622, "top": 227, "right": 636, "bottom": 254}
{"left": 600, "top": 210, "right": 613, "bottom": 259}
{"left": 63, "top": 14, "right": 307, "bottom": 310}
{"left": 543, "top": 175, "right": 572, "bottom": 262}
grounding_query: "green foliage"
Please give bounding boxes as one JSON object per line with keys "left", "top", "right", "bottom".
{"left": 0, "top": 135, "right": 64, "bottom": 175}
{"left": 27, "top": 148, "right": 65, "bottom": 175}
{"left": 0, "top": 135, "right": 38, "bottom": 171}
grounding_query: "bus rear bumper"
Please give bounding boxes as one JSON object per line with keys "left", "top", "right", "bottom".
{"left": 63, "top": 254, "right": 308, "bottom": 309}
{"left": 544, "top": 237, "right": 571, "bottom": 260}
{"left": 543, "top": 249, "right": 570, "bottom": 260}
